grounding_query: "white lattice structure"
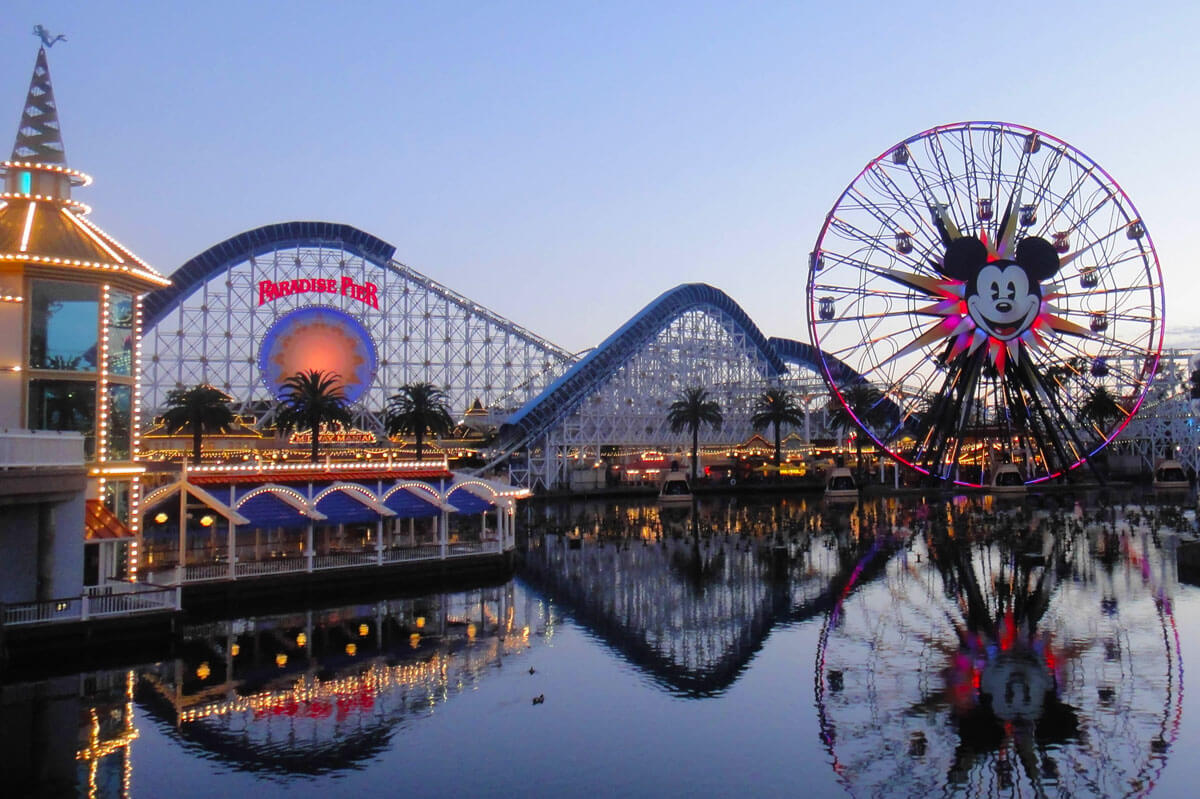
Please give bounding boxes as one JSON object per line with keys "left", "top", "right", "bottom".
{"left": 140, "top": 223, "right": 575, "bottom": 432}
{"left": 1114, "top": 349, "right": 1200, "bottom": 474}
{"left": 533, "top": 311, "right": 777, "bottom": 484}
{"left": 496, "top": 285, "right": 847, "bottom": 490}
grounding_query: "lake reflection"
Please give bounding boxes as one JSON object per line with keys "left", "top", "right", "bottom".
{"left": 140, "top": 586, "right": 545, "bottom": 776}
{"left": 2, "top": 493, "right": 1196, "bottom": 798}
{"left": 815, "top": 499, "right": 1187, "bottom": 798}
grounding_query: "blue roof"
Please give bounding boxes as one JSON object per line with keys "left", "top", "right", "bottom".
{"left": 383, "top": 489, "right": 441, "bottom": 518}
{"left": 314, "top": 490, "right": 381, "bottom": 525}
{"left": 238, "top": 492, "right": 312, "bottom": 529}
{"left": 446, "top": 490, "right": 493, "bottom": 514}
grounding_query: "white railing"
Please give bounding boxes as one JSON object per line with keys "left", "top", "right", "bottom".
{"left": 384, "top": 544, "right": 443, "bottom": 562}
{"left": 0, "top": 428, "right": 84, "bottom": 469}
{"left": 4, "top": 597, "right": 83, "bottom": 625}
{"left": 237, "top": 558, "right": 304, "bottom": 578}
{"left": 87, "top": 587, "right": 178, "bottom": 617}
{"left": 184, "top": 563, "right": 230, "bottom": 582}
{"left": 3, "top": 585, "right": 179, "bottom": 627}
{"left": 448, "top": 539, "right": 502, "bottom": 556}
{"left": 136, "top": 539, "right": 511, "bottom": 585}
{"left": 313, "top": 551, "right": 378, "bottom": 571}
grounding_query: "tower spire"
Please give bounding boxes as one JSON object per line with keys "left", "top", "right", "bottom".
{"left": 11, "top": 46, "right": 66, "bottom": 164}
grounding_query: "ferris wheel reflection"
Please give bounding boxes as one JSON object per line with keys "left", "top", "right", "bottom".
{"left": 816, "top": 498, "right": 1184, "bottom": 798}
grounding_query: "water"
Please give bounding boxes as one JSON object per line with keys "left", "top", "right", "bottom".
{"left": 6, "top": 491, "right": 1200, "bottom": 798}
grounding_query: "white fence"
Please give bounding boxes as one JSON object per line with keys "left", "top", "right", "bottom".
{"left": 140, "top": 540, "right": 507, "bottom": 586}
{"left": 0, "top": 428, "right": 84, "bottom": 469}
{"left": 2, "top": 584, "right": 180, "bottom": 627}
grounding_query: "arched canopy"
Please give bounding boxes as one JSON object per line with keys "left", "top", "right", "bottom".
{"left": 312, "top": 483, "right": 394, "bottom": 523}
{"left": 237, "top": 492, "right": 314, "bottom": 528}
{"left": 143, "top": 481, "right": 249, "bottom": 526}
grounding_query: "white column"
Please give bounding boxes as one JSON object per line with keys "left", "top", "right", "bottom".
{"left": 228, "top": 486, "right": 236, "bottom": 580}
{"left": 376, "top": 518, "right": 384, "bottom": 566}
{"left": 439, "top": 510, "right": 448, "bottom": 559}
{"left": 177, "top": 483, "right": 187, "bottom": 584}
{"left": 228, "top": 522, "right": 237, "bottom": 580}
{"left": 305, "top": 523, "right": 314, "bottom": 572}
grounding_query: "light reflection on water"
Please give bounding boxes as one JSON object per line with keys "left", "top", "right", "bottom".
{"left": 3, "top": 493, "right": 1198, "bottom": 797}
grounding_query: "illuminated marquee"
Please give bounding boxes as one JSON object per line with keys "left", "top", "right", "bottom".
{"left": 289, "top": 424, "right": 378, "bottom": 445}
{"left": 258, "top": 276, "right": 379, "bottom": 309}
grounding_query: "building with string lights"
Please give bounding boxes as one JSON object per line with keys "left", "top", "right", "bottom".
{"left": 0, "top": 42, "right": 171, "bottom": 606}
{"left": 0, "top": 41, "right": 530, "bottom": 620}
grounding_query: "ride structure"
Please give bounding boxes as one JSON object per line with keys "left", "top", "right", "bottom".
{"left": 808, "top": 121, "right": 1165, "bottom": 486}
{"left": 494, "top": 284, "right": 834, "bottom": 491}
{"left": 140, "top": 222, "right": 577, "bottom": 435}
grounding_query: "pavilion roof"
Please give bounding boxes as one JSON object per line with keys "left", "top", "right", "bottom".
{"left": 1, "top": 45, "right": 168, "bottom": 290}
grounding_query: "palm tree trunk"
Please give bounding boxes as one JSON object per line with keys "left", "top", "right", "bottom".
{"left": 774, "top": 423, "right": 782, "bottom": 470}
{"left": 691, "top": 425, "right": 699, "bottom": 482}
{"left": 192, "top": 427, "right": 203, "bottom": 466}
{"left": 416, "top": 429, "right": 424, "bottom": 462}
{"left": 310, "top": 413, "right": 320, "bottom": 463}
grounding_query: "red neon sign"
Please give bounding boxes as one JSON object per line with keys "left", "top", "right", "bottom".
{"left": 258, "top": 276, "right": 379, "bottom": 309}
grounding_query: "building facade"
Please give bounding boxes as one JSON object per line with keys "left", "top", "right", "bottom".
{"left": 0, "top": 44, "right": 169, "bottom": 600}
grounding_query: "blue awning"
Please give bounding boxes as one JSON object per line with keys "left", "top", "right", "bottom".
{"left": 446, "top": 490, "right": 494, "bottom": 514}
{"left": 314, "top": 490, "right": 381, "bottom": 525}
{"left": 383, "top": 489, "right": 441, "bottom": 518}
{"left": 238, "top": 492, "right": 312, "bottom": 529}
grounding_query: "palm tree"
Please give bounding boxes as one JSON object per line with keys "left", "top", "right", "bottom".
{"left": 385, "top": 382, "right": 456, "bottom": 461}
{"left": 1077, "top": 386, "right": 1126, "bottom": 435}
{"left": 751, "top": 387, "right": 806, "bottom": 471}
{"left": 160, "top": 384, "right": 235, "bottom": 465}
{"left": 274, "top": 370, "right": 352, "bottom": 463}
{"left": 666, "top": 387, "right": 724, "bottom": 481}
{"left": 825, "top": 382, "right": 887, "bottom": 478}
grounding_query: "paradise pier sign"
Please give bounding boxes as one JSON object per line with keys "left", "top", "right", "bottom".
{"left": 258, "top": 275, "right": 380, "bottom": 309}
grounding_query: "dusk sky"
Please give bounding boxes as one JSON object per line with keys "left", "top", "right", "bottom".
{"left": 3, "top": 2, "right": 1197, "bottom": 353}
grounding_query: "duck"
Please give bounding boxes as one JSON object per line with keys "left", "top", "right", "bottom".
{"left": 528, "top": 666, "right": 536, "bottom": 675}
{"left": 532, "top": 694, "right": 545, "bottom": 705}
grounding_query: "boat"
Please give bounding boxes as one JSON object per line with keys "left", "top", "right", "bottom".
{"left": 657, "top": 470, "right": 693, "bottom": 503}
{"left": 1153, "top": 459, "right": 1190, "bottom": 491}
{"left": 825, "top": 467, "right": 858, "bottom": 500}
{"left": 989, "top": 464, "right": 1026, "bottom": 495}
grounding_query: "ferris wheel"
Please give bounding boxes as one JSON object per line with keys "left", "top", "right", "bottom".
{"left": 807, "top": 122, "right": 1164, "bottom": 485}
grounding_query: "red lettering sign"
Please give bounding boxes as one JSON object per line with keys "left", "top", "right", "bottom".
{"left": 258, "top": 276, "right": 379, "bottom": 309}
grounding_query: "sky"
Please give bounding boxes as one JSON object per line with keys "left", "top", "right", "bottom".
{"left": 3, "top": 1, "right": 1199, "bottom": 354}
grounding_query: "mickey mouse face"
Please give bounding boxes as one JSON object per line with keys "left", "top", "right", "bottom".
{"left": 968, "top": 263, "right": 1040, "bottom": 341}
{"left": 940, "top": 235, "right": 1061, "bottom": 343}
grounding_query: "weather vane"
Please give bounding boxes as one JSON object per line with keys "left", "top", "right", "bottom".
{"left": 33, "top": 25, "right": 67, "bottom": 48}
